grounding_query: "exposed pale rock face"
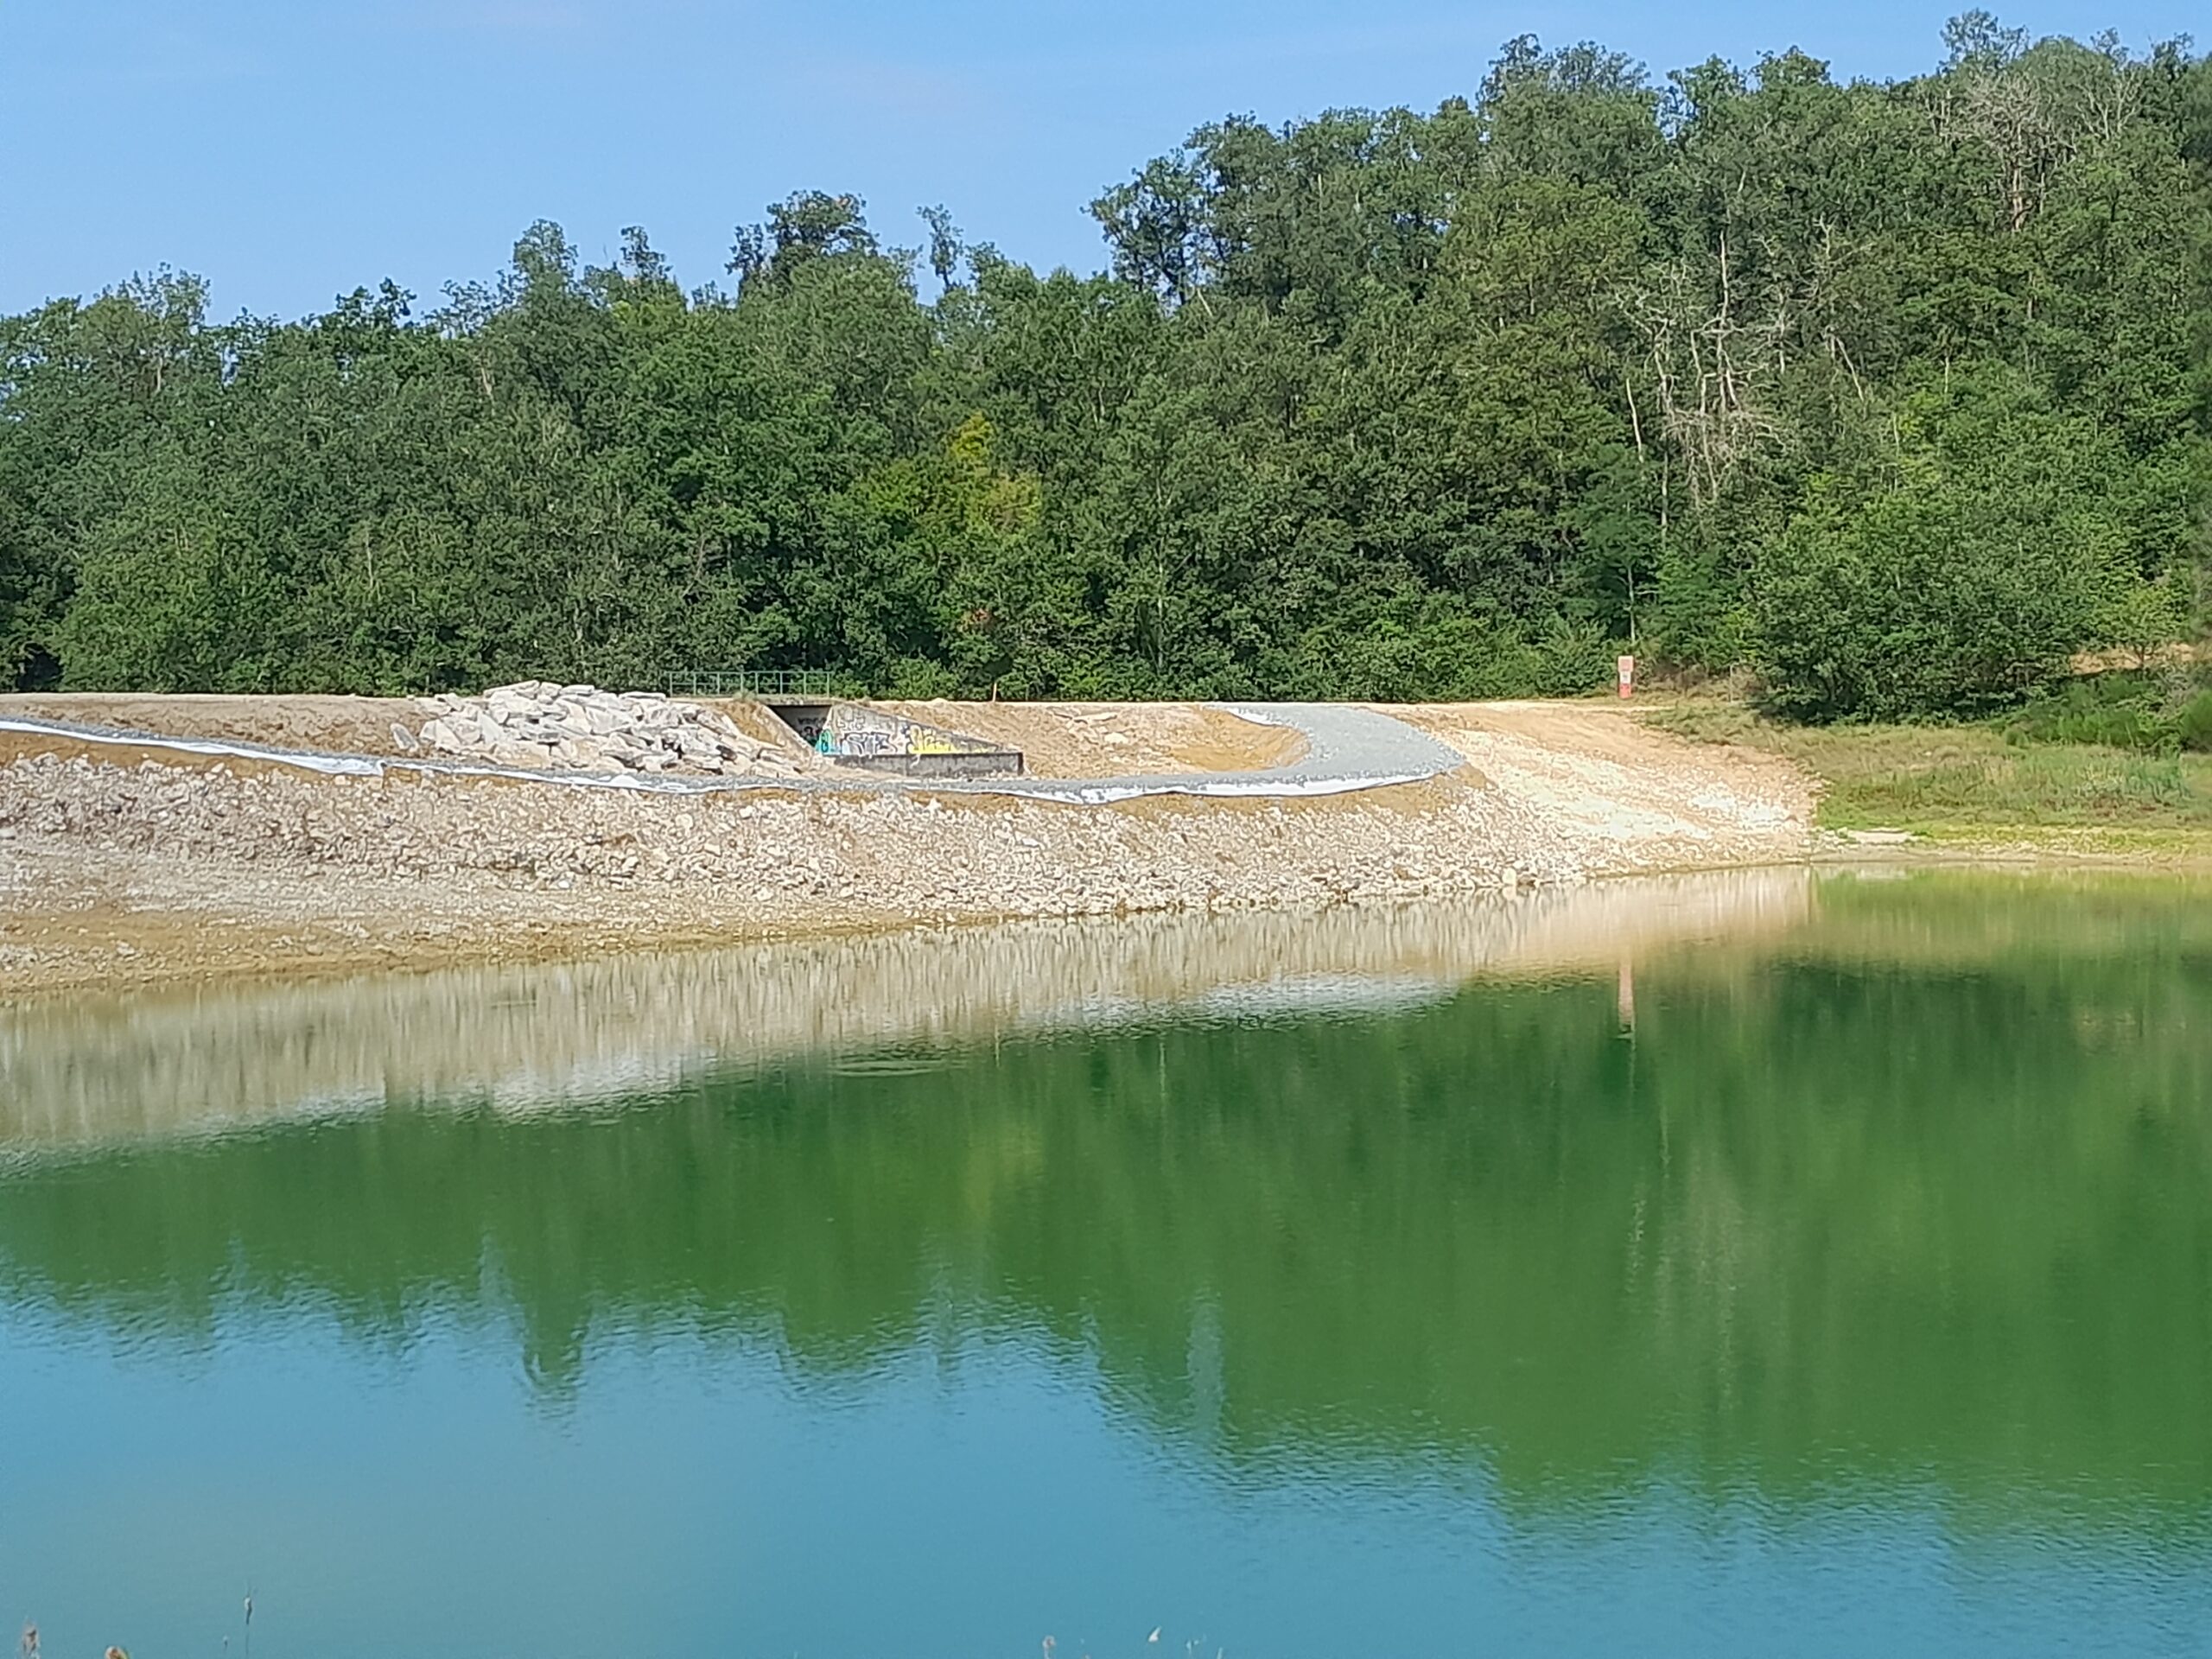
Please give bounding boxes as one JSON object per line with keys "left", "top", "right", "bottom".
{"left": 416, "top": 684, "right": 804, "bottom": 779}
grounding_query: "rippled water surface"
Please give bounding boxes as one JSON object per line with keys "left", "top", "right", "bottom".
{"left": 4, "top": 871, "right": 2212, "bottom": 1656}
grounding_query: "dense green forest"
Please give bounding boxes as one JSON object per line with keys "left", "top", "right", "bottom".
{"left": 3, "top": 14, "right": 2209, "bottom": 716}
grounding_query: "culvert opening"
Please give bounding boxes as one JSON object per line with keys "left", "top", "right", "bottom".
{"left": 768, "top": 701, "right": 1024, "bottom": 779}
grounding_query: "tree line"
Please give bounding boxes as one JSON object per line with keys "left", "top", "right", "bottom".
{"left": 3, "top": 13, "right": 2208, "bottom": 718}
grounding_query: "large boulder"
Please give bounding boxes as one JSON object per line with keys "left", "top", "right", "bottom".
{"left": 416, "top": 684, "right": 808, "bottom": 779}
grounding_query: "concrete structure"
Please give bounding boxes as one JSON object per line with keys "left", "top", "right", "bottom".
{"left": 772, "top": 702, "right": 1024, "bottom": 778}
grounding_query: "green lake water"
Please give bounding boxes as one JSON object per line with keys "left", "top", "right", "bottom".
{"left": 3, "top": 869, "right": 2211, "bottom": 1656}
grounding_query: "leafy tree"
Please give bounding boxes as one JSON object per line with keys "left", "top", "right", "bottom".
{"left": 2, "top": 17, "right": 2207, "bottom": 715}
{"left": 917, "top": 205, "right": 963, "bottom": 294}
{"left": 1752, "top": 372, "right": 2139, "bottom": 718}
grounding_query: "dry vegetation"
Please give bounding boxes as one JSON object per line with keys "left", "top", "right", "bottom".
{"left": 1648, "top": 699, "right": 2212, "bottom": 857}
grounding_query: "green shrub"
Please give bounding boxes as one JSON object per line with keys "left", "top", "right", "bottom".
{"left": 1752, "top": 484, "right": 2114, "bottom": 721}
{"left": 1528, "top": 616, "right": 1616, "bottom": 697}
{"left": 1284, "top": 604, "right": 1618, "bottom": 701}
{"left": 1751, "top": 374, "right": 2156, "bottom": 723}
{"left": 2179, "top": 690, "right": 2212, "bottom": 754}
{"left": 2006, "top": 675, "right": 2177, "bottom": 753}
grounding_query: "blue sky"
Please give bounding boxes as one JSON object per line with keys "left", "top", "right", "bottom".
{"left": 4, "top": 0, "right": 2202, "bottom": 319}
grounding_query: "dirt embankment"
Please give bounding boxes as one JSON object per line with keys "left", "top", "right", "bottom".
{"left": 867, "top": 701, "right": 1306, "bottom": 777}
{"left": 0, "top": 692, "right": 428, "bottom": 754}
{"left": 1389, "top": 701, "right": 1810, "bottom": 843}
{"left": 0, "top": 698, "right": 1814, "bottom": 997}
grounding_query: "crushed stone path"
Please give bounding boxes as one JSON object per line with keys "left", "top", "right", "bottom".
{"left": 0, "top": 703, "right": 1467, "bottom": 802}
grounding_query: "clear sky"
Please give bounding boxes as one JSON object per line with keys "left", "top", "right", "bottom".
{"left": 4, "top": 0, "right": 2202, "bottom": 319}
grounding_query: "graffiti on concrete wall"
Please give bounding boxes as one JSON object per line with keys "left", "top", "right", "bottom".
{"left": 789, "top": 702, "right": 1019, "bottom": 772}
{"left": 822, "top": 707, "right": 912, "bottom": 756}
{"left": 815, "top": 705, "right": 998, "bottom": 760}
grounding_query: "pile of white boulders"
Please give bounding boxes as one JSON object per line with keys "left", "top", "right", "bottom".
{"left": 414, "top": 683, "right": 808, "bottom": 779}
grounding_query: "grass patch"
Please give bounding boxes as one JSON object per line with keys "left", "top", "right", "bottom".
{"left": 1649, "top": 699, "right": 2212, "bottom": 849}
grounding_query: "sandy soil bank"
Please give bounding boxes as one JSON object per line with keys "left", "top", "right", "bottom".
{"left": 0, "top": 698, "right": 1813, "bottom": 997}
{"left": 0, "top": 691, "right": 430, "bottom": 756}
{"left": 866, "top": 700, "right": 1306, "bottom": 777}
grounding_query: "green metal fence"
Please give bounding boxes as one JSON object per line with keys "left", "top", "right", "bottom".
{"left": 659, "top": 669, "right": 837, "bottom": 700}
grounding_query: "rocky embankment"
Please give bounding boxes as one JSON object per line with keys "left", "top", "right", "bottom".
{"left": 416, "top": 682, "right": 806, "bottom": 778}
{"left": 0, "top": 698, "right": 1815, "bottom": 995}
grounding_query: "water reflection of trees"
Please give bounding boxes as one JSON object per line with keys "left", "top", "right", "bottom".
{"left": 0, "top": 869, "right": 1809, "bottom": 1147}
{"left": 4, "top": 874, "right": 2212, "bottom": 1527}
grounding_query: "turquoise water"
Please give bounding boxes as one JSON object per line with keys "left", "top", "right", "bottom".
{"left": 3, "top": 872, "right": 2211, "bottom": 1656}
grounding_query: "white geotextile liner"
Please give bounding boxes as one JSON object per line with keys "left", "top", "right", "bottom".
{"left": 1002, "top": 772, "right": 1435, "bottom": 804}
{"left": 0, "top": 718, "right": 389, "bottom": 777}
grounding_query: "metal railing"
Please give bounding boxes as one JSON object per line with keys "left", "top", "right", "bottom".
{"left": 659, "top": 668, "right": 837, "bottom": 700}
